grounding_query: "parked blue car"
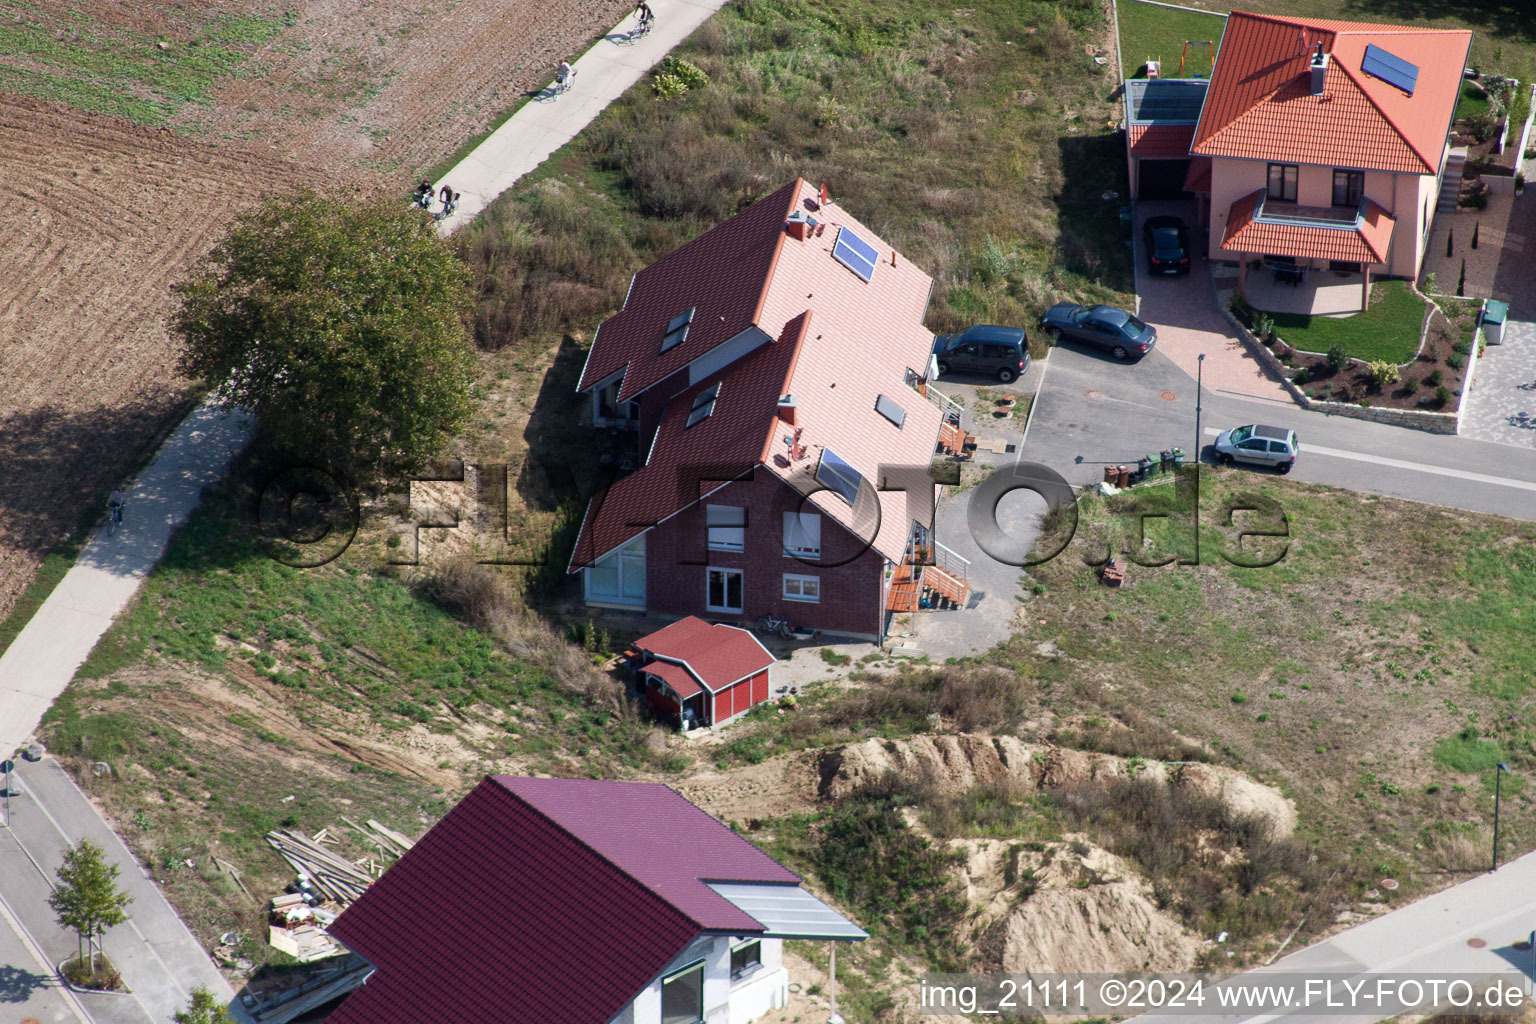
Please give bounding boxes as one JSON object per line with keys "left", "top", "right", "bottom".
{"left": 1039, "top": 303, "right": 1157, "bottom": 361}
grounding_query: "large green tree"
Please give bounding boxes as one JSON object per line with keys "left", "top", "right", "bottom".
{"left": 49, "top": 839, "right": 133, "bottom": 971}
{"left": 173, "top": 190, "right": 477, "bottom": 471}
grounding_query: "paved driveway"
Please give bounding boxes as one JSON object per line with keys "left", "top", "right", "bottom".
{"left": 1132, "top": 200, "right": 1292, "bottom": 405}
{"left": 1461, "top": 317, "right": 1536, "bottom": 447}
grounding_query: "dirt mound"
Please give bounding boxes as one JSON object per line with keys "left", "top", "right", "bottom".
{"left": 959, "top": 837, "right": 1201, "bottom": 973}
{"left": 819, "top": 734, "right": 1296, "bottom": 836}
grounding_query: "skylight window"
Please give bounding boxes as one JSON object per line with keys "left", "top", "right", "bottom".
{"left": 1360, "top": 44, "right": 1418, "bottom": 96}
{"left": 661, "top": 307, "right": 696, "bottom": 353}
{"left": 832, "top": 227, "right": 879, "bottom": 283}
{"left": 875, "top": 394, "right": 906, "bottom": 428}
{"left": 816, "top": 448, "right": 864, "bottom": 505}
{"left": 685, "top": 382, "right": 720, "bottom": 428}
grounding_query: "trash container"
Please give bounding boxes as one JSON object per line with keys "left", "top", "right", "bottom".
{"left": 1118, "top": 206, "right": 1133, "bottom": 237}
{"left": 1171, "top": 447, "right": 1185, "bottom": 469}
{"left": 1136, "top": 456, "right": 1152, "bottom": 483}
{"left": 1483, "top": 300, "right": 1508, "bottom": 345}
{"left": 1104, "top": 465, "right": 1118, "bottom": 485}
{"left": 1160, "top": 449, "right": 1173, "bottom": 473}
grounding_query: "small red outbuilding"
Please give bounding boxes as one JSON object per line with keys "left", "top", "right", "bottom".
{"left": 632, "top": 616, "right": 775, "bottom": 730}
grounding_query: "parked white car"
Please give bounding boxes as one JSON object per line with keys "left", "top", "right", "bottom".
{"left": 1213, "top": 424, "right": 1299, "bottom": 473}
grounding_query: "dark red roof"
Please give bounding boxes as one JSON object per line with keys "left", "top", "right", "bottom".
{"left": 328, "top": 777, "right": 800, "bottom": 1024}
{"left": 1191, "top": 12, "right": 1470, "bottom": 175}
{"left": 578, "top": 182, "right": 799, "bottom": 403}
{"left": 567, "top": 313, "right": 808, "bottom": 569}
{"left": 636, "top": 616, "right": 775, "bottom": 691}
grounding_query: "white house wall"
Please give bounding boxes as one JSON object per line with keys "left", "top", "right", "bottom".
{"left": 607, "top": 936, "right": 788, "bottom": 1024}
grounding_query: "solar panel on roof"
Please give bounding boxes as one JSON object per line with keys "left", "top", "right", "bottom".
{"left": 816, "top": 448, "right": 863, "bottom": 505}
{"left": 1361, "top": 44, "right": 1418, "bottom": 96}
{"left": 875, "top": 394, "right": 906, "bottom": 428}
{"left": 832, "top": 227, "right": 879, "bottom": 283}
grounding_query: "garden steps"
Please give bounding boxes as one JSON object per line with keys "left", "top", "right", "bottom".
{"left": 1438, "top": 149, "right": 1467, "bottom": 213}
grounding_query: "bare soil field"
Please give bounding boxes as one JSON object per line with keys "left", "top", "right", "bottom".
{"left": 0, "top": 0, "right": 631, "bottom": 622}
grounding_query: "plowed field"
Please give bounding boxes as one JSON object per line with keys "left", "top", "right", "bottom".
{"left": 0, "top": 0, "right": 631, "bottom": 619}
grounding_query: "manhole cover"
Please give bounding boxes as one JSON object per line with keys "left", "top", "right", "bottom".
{"left": 1160, "top": 390, "right": 1178, "bottom": 401}
{"left": 1467, "top": 938, "right": 1488, "bottom": 949}
{"left": 1085, "top": 389, "right": 1103, "bottom": 400}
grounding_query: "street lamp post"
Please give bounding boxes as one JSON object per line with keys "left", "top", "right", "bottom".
{"left": 1493, "top": 762, "right": 1511, "bottom": 871}
{"left": 1195, "top": 353, "right": 1205, "bottom": 463}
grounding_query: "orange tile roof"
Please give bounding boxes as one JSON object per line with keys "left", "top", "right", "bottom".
{"left": 1128, "top": 124, "right": 1196, "bottom": 158}
{"left": 1192, "top": 12, "right": 1471, "bottom": 174}
{"left": 570, "top": 181, "right": 944, "bottom": 570}
{"left": 1220, "top": 189, "right": 1395, "bottom": 263}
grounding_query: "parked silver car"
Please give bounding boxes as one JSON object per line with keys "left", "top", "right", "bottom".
{"left": 1213, "top": 424, "right": 1299, "bottom": 473}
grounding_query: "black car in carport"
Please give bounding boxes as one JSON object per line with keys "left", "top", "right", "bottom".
{"left": 931, "top": 325, "right": 1030, "bottom": 383}
{"left": 1039, "top": 303, "right": 1157, "bottom": 361}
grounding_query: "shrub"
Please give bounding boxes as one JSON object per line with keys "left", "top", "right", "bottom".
{"left": 1427, "top": 369, "right": 1443, "bottom": 386}
{"left": 1326, "top": 344, "right": 1348, "bottom": 371}
{"left": 1424, "top": 271, "right": 1437, "bottom": 292}
{"left": 1436, "top": 384, "right": 1452, "bottom": 407}
{"left": 1365, "top": 360, "right": 1400, "bottom": 387}
{"left": 1404, "top": 376, "right": 1420, "bottom": 393}
{"left": 652, "top": 56, "right": 709, "bottom": 98}
{"left": 1251, "top": 312, "right": 1275, "bottom": 342}
{"left": 1291, "top": 366, "right": 1310, "bottom": 385}
{"left": 1446, "top": 350, "right": 1466, "bottom": 370}
{"left": 1465, "top": 110, "right": 1501, "bottom": 142}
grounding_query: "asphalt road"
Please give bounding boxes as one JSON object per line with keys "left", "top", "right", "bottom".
{"left": 1026, "top": 342, "right": 1536, "bottom": 521}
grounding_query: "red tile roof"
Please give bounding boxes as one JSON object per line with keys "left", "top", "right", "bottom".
{"left": 570, "top": 181, "right": 944, "bottom": 571}
{"left": 578, "top": 181, "right": 798, "bottom": 403}
{"left": 328, "top": 777, "right": 801, "bottom": 1024}
{"left": 1183, "top": 156, "right": 1213, "bottom": 192}
{"left": 1192, "top": 12, "right": 1471, "bottom": 174}
{"left": 635, "top": 615, "right": 774, "bottom": 690}
{"left": 645, "top": 658, "right": 703, "bottom": 700}
{"left": 1128, "top": 124, "right": 1196, "bottom": 158}
{"left": 1221, "top": 189, "right": 1395, "bottom": 263}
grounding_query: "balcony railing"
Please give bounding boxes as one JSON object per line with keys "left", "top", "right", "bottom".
{"left": 1255, "top": 195, "right": 1364, "bottom": 230}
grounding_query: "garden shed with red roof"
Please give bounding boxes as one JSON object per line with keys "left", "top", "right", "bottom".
{"left": 632, "top": 615, "right": 775, "bottom": 729}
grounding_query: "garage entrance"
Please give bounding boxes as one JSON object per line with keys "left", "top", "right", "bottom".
{"left": 1138, "top": 159, "right": 1193, "bottom": 200}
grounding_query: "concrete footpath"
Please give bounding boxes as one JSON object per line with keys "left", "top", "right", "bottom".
{"left": 1, "top": 759, "right": 240, "bottom": 1024}
{"left": 0, "top": 402, "right": 252, "bottom": 759}
{"left": 1127, "top": 846, "right": 1536, "bottom": 1023}
{"left": 435, "top": 0, "right": 731, "bottom": 233}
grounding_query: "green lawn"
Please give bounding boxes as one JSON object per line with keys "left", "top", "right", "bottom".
{"left": 1263, "top": 279, "right": 1429, "bottom": 363}
{"left": 1455, "top": 79, "right": 1492, "bottom": 121}
{"left": 1117, "top": 0, "right": 1225, "bottom": 80}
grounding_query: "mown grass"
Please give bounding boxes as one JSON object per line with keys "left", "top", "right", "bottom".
{"left": 1264, "top": 279, "right": 1429, "bottom": 363}
{"left": 457, "top": 0, "right": 1134, "bottom": 361}
{"left": 1456, "top": 79, "right": 1492, "bottom": 120}
{"left": 1116, "top": 0, "right": 1224, "bottom": 80}
{"left": 1016, "top": 469, "right": 1536, "bottom": 890}
{"left": 0, "top": 2, "right": 283, "bottom": 124}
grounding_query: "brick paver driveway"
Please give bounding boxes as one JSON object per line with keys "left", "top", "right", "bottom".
{"left": 1456, "top": 193, "right": 1536, "bottom": 447}
{"left": 1132, "top": 200, "right": 1292, "bottom": 404}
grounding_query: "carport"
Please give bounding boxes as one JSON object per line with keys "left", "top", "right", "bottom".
{"left": 1123, "top": 79, "right": 1207, "bottom": 200}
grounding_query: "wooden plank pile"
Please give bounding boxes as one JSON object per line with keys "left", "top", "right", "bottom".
{"left": 265, "top": 829, "right": 377, "bottom": 904}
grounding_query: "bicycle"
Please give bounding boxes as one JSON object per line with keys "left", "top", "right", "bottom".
{"left": 754, "top": 614, "right": 794, "bottom": 639}
{"left": 627, "top": 16, "right": 654, "bottom": 42}
{"left": 107, "top": 501, "right": 125, "bottom": 536}
{"left": 554, "top": 67, "right": 576, "bottom": 95}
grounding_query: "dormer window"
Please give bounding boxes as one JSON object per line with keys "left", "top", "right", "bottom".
{"left": 661, "top": 307, "right": 695, "bottom": 353}
{"left": 686, "top": 382, "right": 720, "bottom": 427}
{"left": 832, "top": 226, "right": 879, "bottom": 283}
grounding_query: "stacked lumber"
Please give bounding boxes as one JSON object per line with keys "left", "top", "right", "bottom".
{"left": 265, "top": 829, "right": 376, "bottom": 905}
{"left": 340, "top": 816, "right": 416, "bottom": 860}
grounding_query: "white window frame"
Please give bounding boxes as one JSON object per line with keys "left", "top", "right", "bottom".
{"left": 660, "top": 959, "right": 706, "bottom": 1024}
{"left": 730, "top": 938, "right": 764, "bottom": 980}
{"left": 707, "top": 505, "right": 745, "bottom": 551}
{"left": 783, "top": 574, "right": 820, "bottom": 603}
{"left": 782, "top": 511, "right": 821, "bottom": 560}
{"left": 706, "top": 567, "right": 744, "bottom": 613}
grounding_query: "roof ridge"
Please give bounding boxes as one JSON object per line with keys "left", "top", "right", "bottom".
{"left": 493, "top": 778, "right": 714, "bottom": 931}
{"left": 1330, "top": 58, "right": 1435, "bottom": 174}
{"left": 750, "top": 178, "right": 805, "bottom": 332}
{"left": 759, "top": 310, "right": 815, "bottom": 465}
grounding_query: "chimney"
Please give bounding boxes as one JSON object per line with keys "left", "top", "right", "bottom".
{"left": 1310, "top": 43, "right": 1328, "bottom": 95}
{"left": 778, "top": 394, "right": 798, "bottom": 425}
{"left": 786, "top": 210, "right": 810, "bottom": 241}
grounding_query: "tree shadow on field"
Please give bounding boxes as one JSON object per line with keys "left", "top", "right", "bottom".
{"left": 1055, "top": 134, "right": 1135, "bottom": 295}
{"left": 0, "top": 392, "right": 194, "bottom": 573}
{"left": 1343, "top": 0, "right": 1534, "bottom": 47}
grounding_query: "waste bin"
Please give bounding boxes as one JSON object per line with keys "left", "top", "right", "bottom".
{"left": 1482, "top": 299, "right": 1508, "bottom": 345}
{"left": 1159, "top": 449, "right": 1173, "bottom": 473}
{"left": 1171, "top": 447, "right": 1185, "bottom": 469}
{"left": 1115, "top": 464, "right": 1130, "bottom": 487}
{"left": 1104, "top": 465, "right": 1118, "bottom": 485}
{"left": 1118, "top": 206, "right": 1133, "bottom": 237}
{"left": 1136, "top": 456, "right": 1152, "bottom": 483}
